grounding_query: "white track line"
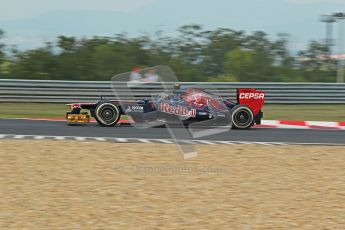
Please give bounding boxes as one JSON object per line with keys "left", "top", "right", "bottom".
{"left": 250, "top": 142, "right": 276, "bottom": 146}
{"left": 138, "top": 139, "right": 152, "bottom": 143}
{"left": 1, "top": 134, "right": 344, "bottom": 146}
{"left": 114, "top": 138, "right": 128, "bottom": 142}
{"left": 95, "top": 138, "right": 107, "bottom": 141}
{"left": 196, "top": 140, "right": 216, "bottom": 145}
{"left": 178, "top": 140, "right": 196, "bottom": 144}
{"left": 156, "top": 139, "right": 174, "bottom": 144}
{"left": 215, "top": 141, "right": 235, "bottom": 145}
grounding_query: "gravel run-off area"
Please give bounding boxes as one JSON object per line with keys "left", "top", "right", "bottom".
{"left": 1, "top": 140, "right": 345, "bottom": 229}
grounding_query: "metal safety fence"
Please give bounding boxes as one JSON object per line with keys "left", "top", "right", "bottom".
{"left": 1, "top": 79, "right": 345, "bottom": 104}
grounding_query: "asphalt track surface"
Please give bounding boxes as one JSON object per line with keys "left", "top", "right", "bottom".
{"left": 0, "top": 118, "right": 344, "bottom": 145}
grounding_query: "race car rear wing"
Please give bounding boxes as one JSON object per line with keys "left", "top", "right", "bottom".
{"left": 237, "top": 88, "right": 265, "bottom": 115}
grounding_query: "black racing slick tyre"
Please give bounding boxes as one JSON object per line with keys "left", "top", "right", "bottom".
{"left": 95, "top": 102, "right": 120, "bottom": 127}
{"left": 231, "top": 105, "right": 254, "bottom": 130}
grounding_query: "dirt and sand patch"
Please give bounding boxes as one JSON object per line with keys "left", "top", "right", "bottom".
{"left": 1, "top": 140, "right": 345, "bottom": 229}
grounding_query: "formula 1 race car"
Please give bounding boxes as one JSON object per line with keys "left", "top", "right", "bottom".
{"left": 66, "top": 87, "right": 265, "bottom": 129}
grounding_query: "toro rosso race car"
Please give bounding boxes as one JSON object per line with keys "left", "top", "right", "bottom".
{"left": 66, "top": 87, "right": 265, "bottom": 129}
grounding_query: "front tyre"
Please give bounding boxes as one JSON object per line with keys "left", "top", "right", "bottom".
{"left": 231, "top": 105, "right": 254, "bottom": 129}
{"left": 95, "top": 102, "right": 120, "bottom": 127}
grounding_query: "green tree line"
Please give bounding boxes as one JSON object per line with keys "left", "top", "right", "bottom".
{"left": 0, "top": 25, "right": 337, "bottom": 82}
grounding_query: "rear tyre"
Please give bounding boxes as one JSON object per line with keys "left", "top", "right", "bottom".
{"left": 231, "top": 105, "right": 254, "bottom": 129}
{"left": 95, "top": 102, "right": 120, "bottom": 127}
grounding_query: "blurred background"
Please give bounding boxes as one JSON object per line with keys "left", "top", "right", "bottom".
{"left": 0, "top": 0, "right": 344, "bottom": 83}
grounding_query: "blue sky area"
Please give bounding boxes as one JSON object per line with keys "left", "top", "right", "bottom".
{"left": 0, "top": 0, "right": 344, "bottom": 52}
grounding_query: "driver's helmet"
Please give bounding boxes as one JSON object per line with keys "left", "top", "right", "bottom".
{"left": 194, "top": 94, "right": 207, "bottom": 105}
{"left": 184, "top": 88, "right": 208, "bottom": 107}
{"left": 157, "top": 92, "right": 169, "bottom": 100}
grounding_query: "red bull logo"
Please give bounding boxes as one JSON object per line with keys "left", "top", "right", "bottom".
{"left": 160, "top": 103, "right": 196, "bottom": 117}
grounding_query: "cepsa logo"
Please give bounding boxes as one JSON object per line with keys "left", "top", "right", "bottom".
{"left": 160, "top": 103, "right": 197, "bottom": 117}
{"left": 239, "top": 93, "right": 265, "bottom": 100}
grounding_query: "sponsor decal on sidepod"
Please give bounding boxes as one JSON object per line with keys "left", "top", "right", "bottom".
{"left": 160, "top": 103, "right": 197, "bottom": 117}
{"left": 125, "top": 105, "right": 144, "bottom": 113}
